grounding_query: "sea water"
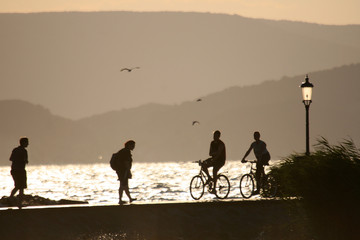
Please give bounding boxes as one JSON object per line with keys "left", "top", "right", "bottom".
{"left": 0, "top": 160, "right": 275, "bottom": 204}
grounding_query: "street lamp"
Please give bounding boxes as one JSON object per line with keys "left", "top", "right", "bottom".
{"left": 300, "top": 74, "right": 314, "bottom": 156}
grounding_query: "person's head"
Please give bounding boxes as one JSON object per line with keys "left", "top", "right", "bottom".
{"left": 19, "top": 137, "right": 29, "bottom": 148}
{"left": 125, "top": 140, "right": 136, "bottom": 150}
{"left": 253, "top": 131, "right": 260, "bottom": 141}
{"left": 213, "top": 130, "right": 221, "bottom": 140}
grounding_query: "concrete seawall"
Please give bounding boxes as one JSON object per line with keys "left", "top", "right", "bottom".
{"left": 0, "top": 200, "right": 307, "bottom": 240}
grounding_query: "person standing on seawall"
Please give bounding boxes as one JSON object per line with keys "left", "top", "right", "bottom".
{"left": 9, "top": 137, "right": 30, "bottom": 208}
{"left": 113, "top": 140, "right": 137, "bottom": 205}
{"left": 241, "top": 131, "right": 271, "bottom": 195}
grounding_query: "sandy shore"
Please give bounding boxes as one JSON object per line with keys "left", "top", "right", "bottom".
{"left": 0, "top": 199, "right": 309, "bottom": 240}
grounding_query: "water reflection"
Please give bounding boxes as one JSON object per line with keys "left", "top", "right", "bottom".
{"left": 0, "top": 161, "right": 277, "bottom": 204}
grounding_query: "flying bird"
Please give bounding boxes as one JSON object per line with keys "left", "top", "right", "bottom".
{"left": 196, "top": 98, "right": 202, "bottom": 102}
{"left": 121, "top": 67, "right": 140, "bottom": 72}
{"left": 192, "top": 121, "right": 200, "bottom": 126}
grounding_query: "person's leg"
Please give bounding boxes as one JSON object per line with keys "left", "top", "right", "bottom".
{"left": 255, "top": 164, "right": 264, "bottom": 194}
{"left": 212, "top": 163, "right": 224, "bottom": 193}
{"left": 201, "top": 166, "right": 211, "bottom": 179}
{"left": 18, "top": 188, "right": 24, "bottom": 207}
{"left": 212, "top": 165, "right": 221, "bottom": 186}
{"left": 117, "top": 171, "right": 126, "bottom": 204}
{"left": 201, "top": 158, "right": 214, "bottom": 181}
{"left": 124, "top": 186, "right": 136, "bottom": 202}
{"left": 19, "top": 188, "right": 24, "bottom": 197}
{"left": 10, "top": 187, "right": 19, "bottom": 197}
{"left": 119, "top": 183, "right": 124, "bottom": 203}
{"left": 119, "top": 178, "right": 136, "bottom": 203}
{"left": 123, "top": 177, "right": 131, "bottom": 200}
{"left": 119, "top": 177, "right": 127, "bottom": 204}
{"left": 260, "top": 166, "right": 265, "bottom": 179}
{"left": 10, "top": 171, "right": 26, "bottom": 208}
{"left": 10, "top": 170, "right": 19, "bottom": 197}
{"left": 255, "top": 164, "right": 261, "bottom": 194}
{"left": 123, "top": 178, "right": 136, "bottom": 202}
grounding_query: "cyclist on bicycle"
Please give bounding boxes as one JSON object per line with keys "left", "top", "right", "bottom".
{"left": 201, "top": 130, "right": 226, "bottom": 193}
{"left": 241, "top": 131, "right": 270, "bottom": 195}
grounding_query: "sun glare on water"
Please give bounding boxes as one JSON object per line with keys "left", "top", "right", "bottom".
{"left": 0, "top": 161, "right": 278, "bottom": 204}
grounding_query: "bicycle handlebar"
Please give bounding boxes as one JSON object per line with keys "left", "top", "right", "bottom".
{"left": 192, "top": 160, "right": 203, "bottom": 166}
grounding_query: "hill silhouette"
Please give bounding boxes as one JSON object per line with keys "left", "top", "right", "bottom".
{"left": 1, "top": 64, "right": 359, "bottom": 165}
{"left": 0, "top": 11, "right": 359, "bottom": 119}
{"left": 0, "top": 100, "right": 100, "bottom": 164}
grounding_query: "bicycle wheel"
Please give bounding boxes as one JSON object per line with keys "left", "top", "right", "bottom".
{"left": 262, "top": 175, "right": 278, "bottom": 198}
{"left": 190, "top": 175, "right": 205, "bottom": 200}
{"left": 215, "top": 174, "right": 230, "bottom": 199}
{"left": 240, "top": 174, "right": 254, "bottom": 199}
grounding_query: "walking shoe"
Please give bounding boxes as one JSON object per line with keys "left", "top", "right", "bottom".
{"left": 130, "top": 198, "right": 137, "bottom": 203}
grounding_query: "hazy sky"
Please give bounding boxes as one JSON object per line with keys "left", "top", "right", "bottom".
{"left": 1, "top": 0, "right": 359, "bottom": 25}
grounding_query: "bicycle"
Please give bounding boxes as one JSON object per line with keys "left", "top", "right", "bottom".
{"left": 189, "top": 159, "right": 230, "bottom": 200}
{"left": 239, "top": 160, "right": 278, "bottom": 199}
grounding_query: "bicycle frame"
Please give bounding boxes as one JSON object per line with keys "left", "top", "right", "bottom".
{"left": 196, "top": 161, "right": 223, "bottom": 185}
{"left": 242, "top": 160, "right": 264, "bottom": 190}
{"left": 195, "top": 162, "right": 213, "bottom": 190}
{"left": 241, "top": 160, "right": 277, "bottom": 198}
{"left": 244, "top": 161, "right": 257, "bottom": 182}
{"left": 198, "top": 168, "right": 208, "bottom": 182}
{"left": 190, "top": 159, "right": 231, "bottom": 200}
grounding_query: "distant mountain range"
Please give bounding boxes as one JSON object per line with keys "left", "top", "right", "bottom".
{"left": 1, "top": 64, "right": 359, "bottom": 165}
{"left": 1, "top": 11, "right": 360, "bottom": 119}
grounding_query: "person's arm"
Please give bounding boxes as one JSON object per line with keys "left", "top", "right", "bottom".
{"left": 124, "top": 151, "right": 132, "bottom": 170}
{"left": 9, "top": 149, "right": 15, "bottom": 162}
{"left": 209, "top": 142, "right": 215, "bottom": 157}
{"left": 25, "top": 150, "right": 28, "bottom": 164}
{"left": 241, "top": 145, "right": 253, "bottom": 163}
{"left": 125, "top": 151, "right": 133, "bottom": 178}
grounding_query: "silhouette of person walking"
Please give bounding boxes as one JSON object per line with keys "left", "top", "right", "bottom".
{"left": 113, "top": 140, "right": 137, "bottom": 204}
{"left": 9, "top": 137, "right": 29, "bottom": 208}
{"left": 242, "top": 131, "right": 271, "bottom": 195}
{"left": 201, "top": 130, "right": 226, "bottom": 193}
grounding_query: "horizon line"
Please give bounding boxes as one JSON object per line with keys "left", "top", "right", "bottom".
{"left": 0, "top": 10, "right": 358, "bottom": 26}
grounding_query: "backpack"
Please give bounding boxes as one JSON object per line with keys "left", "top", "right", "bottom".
{"left": 110, "top": 152, "right": 121, "bottom": 170}
{"left": 262, "top": 152, "right": 271, "bottom": 166}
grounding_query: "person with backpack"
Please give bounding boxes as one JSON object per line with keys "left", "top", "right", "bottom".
{"left": 111, "top": 140, "right": 137, "bottom": 204}
{"left": 241, "top": 131, "right": 271, "bottom": 195}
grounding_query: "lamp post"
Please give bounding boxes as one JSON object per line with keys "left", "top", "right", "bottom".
{"left": 300, "top": 74, "right": 314, "bottom": 156}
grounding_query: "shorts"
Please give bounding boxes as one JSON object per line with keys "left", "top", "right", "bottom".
{"left": 116, "top": 170, "right": 129, "bottom": 187}
{"left": 202, "top": 158, "right": 225, "bottom": 172}
{"left": 11, "top": 169, "right": 27, "bottom": 189}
